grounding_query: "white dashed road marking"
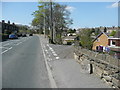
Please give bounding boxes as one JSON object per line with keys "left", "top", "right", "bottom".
{"left": 1, "top": 47, "right": 12, "bottom": 54}
{"left": 3, "top": 43, "right": 10, "bottom": 46}
{"left": 0, "top": 47, "right": 10, "bottom": 49}
{"left": 1, "top": 37, "right": 31, "bottom": 54}
{"left": 38, "top": 35, "right": 57, "bottom": 88}
{"left": 16, "top": 42, "right": 22, "bottom": 45}
{"left": 46, "top": 44, "right": 60, "bottom": 60}
{"left": 56, "top": 57, "right": 60, "bottom": 60}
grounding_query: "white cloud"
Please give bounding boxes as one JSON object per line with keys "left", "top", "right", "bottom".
{"left": 65, "top": 6, "right": 76, "bottom": 12}
{"left": 107, "top": 2, "right": 120, "bottom": 8}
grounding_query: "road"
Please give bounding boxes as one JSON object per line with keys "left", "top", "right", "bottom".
{"left": 2, "top": 35, "right": 50, "bottom": 88}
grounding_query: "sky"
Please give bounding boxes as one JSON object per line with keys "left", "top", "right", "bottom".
{"left": 1, "top": 1, "right": 118, "bottom": 29}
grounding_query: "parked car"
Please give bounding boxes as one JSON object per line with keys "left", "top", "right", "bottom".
{"left": 22, "top": 34, "right": 27, "bottom": 37}
{"left": 17, "top": 33, "right": 22, "bottom": 37}
{"left": 9, "top": 34, "right": 18, "bottom": 39}
{"left": 29, "top": 33, "right": 33, "bottom": 36}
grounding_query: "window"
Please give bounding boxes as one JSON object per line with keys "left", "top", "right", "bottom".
{"left": 110, "top": 40, "right": 116, "bottom": 46}
{"left": 112, "top": 41, "right": 115, "bottom": 45}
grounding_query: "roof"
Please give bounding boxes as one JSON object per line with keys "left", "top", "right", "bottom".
{"left": 63, "top": 36, "right": 76, "bottom": 40}
{"left": 93, "top": 31, "right": 108, "bottom": 42}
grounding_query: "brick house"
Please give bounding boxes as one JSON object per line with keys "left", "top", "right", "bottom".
{"left": 92, "top": 32, "right": 109, "bottom": 50}
{"left": 1, "top": 20, "right": 19, "bottom": 34}
{"left": 108, "top": 30, "right": 120, "bottom": 59}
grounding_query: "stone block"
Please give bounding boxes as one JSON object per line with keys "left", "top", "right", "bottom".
{"left": 112, "top": 77, "right": 120, "bottom": 88}
{"left": 103, "top": 75, "right": 112, "bottom": 82}
{"left": 103, "top": 70, "right": 112, "bottom": 75}
{"left": 99, "top": 64, "right": 106, "bottom": 69}
{"left": 94, "top": 66, "right": 103, "bottom": 78}
{"left": 106, "top": 82, "right": 113, "bottom": 87}
{"left": 74, "top": 53, "right": 78, "bottom": 60}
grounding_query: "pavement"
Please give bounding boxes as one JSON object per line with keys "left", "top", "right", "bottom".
{"left": 40, "top": 35, "right": 111, "bottom": 88}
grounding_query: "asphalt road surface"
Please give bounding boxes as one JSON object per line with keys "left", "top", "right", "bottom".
{"left": 2, "top": 35, "right": 50, "bottom": 88}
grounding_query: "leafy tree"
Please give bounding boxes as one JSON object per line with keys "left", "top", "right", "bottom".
{"left": 68, "top": 28, "right": 76, "bottom": 33}
{"left": 32, "top": 1, "right": 73, "bottom": 44}
{"left": 110, "top": 31, "right": 116, "bottom": 36}
{"left": 94, "top": 28, "right": 101, "bottom": 36}
{"left": 104, "top": 27, "right": 107, "bottom": 32}
{"left": 79, "top": 29, "right": 93, "bottom": 50}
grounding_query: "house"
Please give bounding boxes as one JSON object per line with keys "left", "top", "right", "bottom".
{"left": 108, "top": 30, "right": 120, "bottom": 59}
{"left": 1, "top": 20, "right": 19, "bottom": 41}
{"left": 92, "top": 32, "right": 109, "bottom": 50}
{"left": 62, "top": 36, "right": 76, "bottom": 45}
{"left": 2, "top": 20, "right": 19, "bottom": 34}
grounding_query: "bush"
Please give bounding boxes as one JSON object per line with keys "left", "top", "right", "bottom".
{"left": 110, "top": 31, "right": 116, "bottom": 36}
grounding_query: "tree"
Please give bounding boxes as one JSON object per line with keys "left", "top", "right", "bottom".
{"left": 94, "top": 28, "right": 101, "bottom": 36}
{"left": 110, "top": 31, "right": 116, "bottom": 36}
{"left": 67, "top": 28, "right": 76, "bottom": 33}
{"left": 104, "top": 27, "right": 107, "bottom": 32}
{"left": 79, "top": 29, "right": 93, "bottom": 50}
{"left": 32, "top": 1, "right": 73, "bottom": 44}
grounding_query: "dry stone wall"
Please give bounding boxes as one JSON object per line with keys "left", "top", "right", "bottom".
{"left": 74, "top": 46, "right": 120, "bottom": 89}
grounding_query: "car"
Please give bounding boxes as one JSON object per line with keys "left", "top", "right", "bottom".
{"left": 17, "top": 33, "right": 22, "bottom": 37}
{"left": 9, "top": 34, "right": 18, "bottom": 39}
{"left": 29, "top": 33, "right": 33, "bottom": 36}
{"left": 22, "top": 34, "right": 27, "bottom": 37}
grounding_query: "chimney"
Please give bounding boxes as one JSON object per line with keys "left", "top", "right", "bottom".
{"left": 2, "top": 20, "right": 5, "bottom": 23}
{"left": 8, "top": 21, "right": 10, "bottom": 24}
{"left": 12, "top": 23, "right": 15, "bottom": 25}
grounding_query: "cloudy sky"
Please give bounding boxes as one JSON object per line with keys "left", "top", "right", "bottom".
{"left": 1, "top": 1, "right": 119, "bottom": 28}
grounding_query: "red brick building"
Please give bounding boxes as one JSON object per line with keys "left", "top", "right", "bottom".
{"left": 108, "top": 30, "right": 120, "bottom": 59}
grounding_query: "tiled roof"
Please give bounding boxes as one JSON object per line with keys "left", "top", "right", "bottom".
{"left": 93, "top": 31, "right": 108, "bottom": 42}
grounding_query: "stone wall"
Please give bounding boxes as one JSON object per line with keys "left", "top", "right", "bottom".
{"left": 74, "top": 46, "right": 120, "bottom": 89}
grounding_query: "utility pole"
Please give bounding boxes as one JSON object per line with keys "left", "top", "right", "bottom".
{"left": 44, "top": 6, "right": 46, "bottom": 38}
{"left": 50, "top": 0, "right": 54, "bottom": 43}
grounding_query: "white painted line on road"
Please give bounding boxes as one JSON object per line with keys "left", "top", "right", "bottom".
{"left": 8, "top": 47, "right": 12, "bottom": 50}
{"left": 2, "top": 41, "right": 14, "bottom": 46}
{"left": 53, "top": 53, "right": 58, "bottom": 56}
{"left": 38, "top": 35, "right": 57, "bottom": 88}
{"left": 1, "top": 47, "right": 12, "bottom": 54}
{"left": 1, "top": 50, "right": 8, "bottom": 54}
{"left": 56, "top": 57, "right": 59, "bottom": 60}
{"left": 16, "top": 42, "right": 22, "bottom": 45}
{"left": 51, "top": 49, "right": 54, "bottom": 52}
{"left": 52, "top": 51, "right": 58, "bottom": 56}
{"left": 49, "top": 47, "right": 53, "bottom": 50}
{"left": 47, "top": 44, "right": 59, "bottom": 58}
{"left": 45, "top": 50, "right": 49, "bottom": 54}
{"left": 0, "top": 47, "right": 9, "bottom": 49}
{"left": 47, "top": 44, "right": 49, "bottom": 47}
{"left": 52, "top": 51, "right": 56, "bottom": 54}
{"left": 3, "top": 43, "right": 10, "bottom": 46}
{"left": 45, "top": 50, "right": 48, "bottom": 52}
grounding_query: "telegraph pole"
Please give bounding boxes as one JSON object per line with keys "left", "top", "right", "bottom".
{"left": 50, "top": 0, "right": 54, "bottom": 43}
{"left": 44, "top": 6, "right": 46, "bottom": 38}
